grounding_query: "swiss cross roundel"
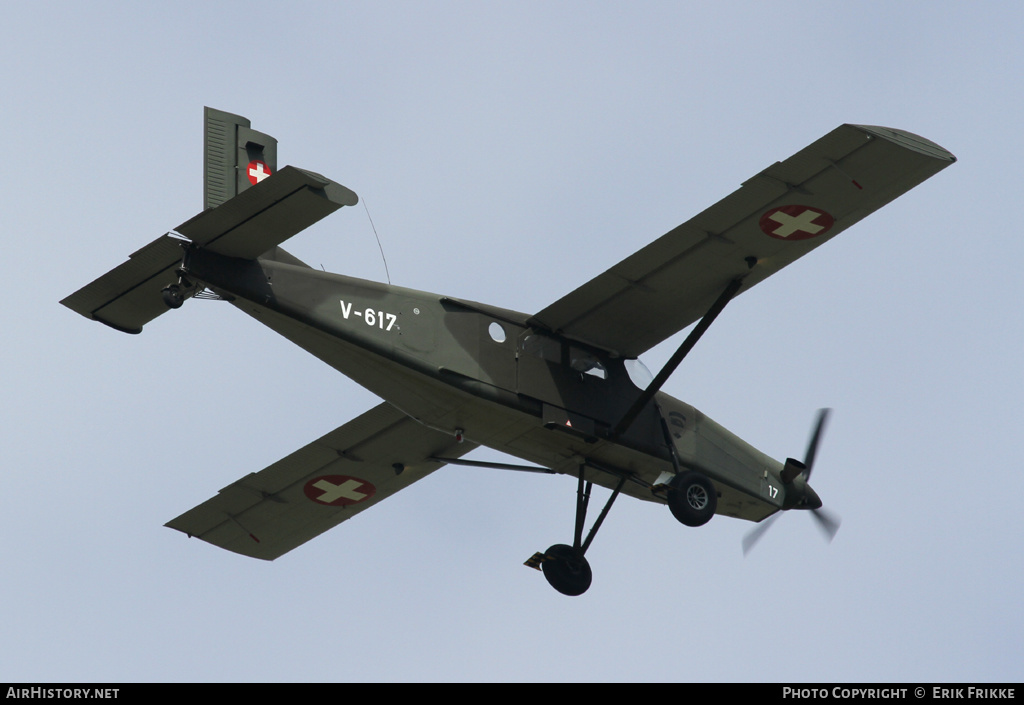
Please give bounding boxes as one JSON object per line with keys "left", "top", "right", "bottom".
{"left": 247, "top": 160, "right": 272, "bottom": 185}
{"left": 304, "top": 475, "right": 376, "bottom": 507}
{"left": 759, "top": 205, "right": 835, "bottom": 241}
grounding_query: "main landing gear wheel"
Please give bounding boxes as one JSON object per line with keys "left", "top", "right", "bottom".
{"left": 527, "top": 467, "right": 623, "bottom": 596}
{"left": 541, "top": 544, "right": 593, "bottom": 597}
{"left": 667, "top": 471, "right": 717, "bottom": 527}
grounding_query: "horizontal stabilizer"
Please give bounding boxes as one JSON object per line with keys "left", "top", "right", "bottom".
{"left": 180, "top": 166, "right": 357, "bottom": 259}
{"left": 61, "top": 166, "right": 357, "bottom": 333}
{"left": 59, "top": 235, "right": 188, "bottom": 334}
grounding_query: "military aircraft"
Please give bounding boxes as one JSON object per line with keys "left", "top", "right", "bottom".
{"left": 62, "top": 108, "right": 954, "bottom": 595}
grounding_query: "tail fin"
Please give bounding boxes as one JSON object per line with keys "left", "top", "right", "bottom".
{"left": 61, "top": 109, "right": 356, "bottom": 333}
{"left": 203, "top": 107, "right": 278, "bottom": 211}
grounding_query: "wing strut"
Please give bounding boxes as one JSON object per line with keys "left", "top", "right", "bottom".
{"left": 611, "top": 277, "right": 744, "bottom": 438}
{"left": 429, "top": 456, "right": 555, "bottom": 474}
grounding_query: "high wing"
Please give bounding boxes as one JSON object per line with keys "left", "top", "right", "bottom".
{"left": 166, "top": 403, "right": 477, "bottom": 560}
{"left": 529, "top": 124, "right": 955, "bottom": 358}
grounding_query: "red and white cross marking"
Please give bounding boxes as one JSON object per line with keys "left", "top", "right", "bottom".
{"left": 759, "top": 205, "right": 835, "bottom": 241}
{"left": 304, "top": 475, "right": 377, "bottom": 507}
{"left": 247, "top": 160, "right": 272, "bottom": 185}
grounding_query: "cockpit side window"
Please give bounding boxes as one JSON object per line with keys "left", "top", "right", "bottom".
{"left": 570, "top": 347, "right": 607, "bottom": 380}
{"left": 521, "top": 333, "right": 561, "bottom": 363}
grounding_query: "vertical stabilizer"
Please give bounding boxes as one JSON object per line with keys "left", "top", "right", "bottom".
{"left": 203, "top": 107, "right": 278, "bottom": 210}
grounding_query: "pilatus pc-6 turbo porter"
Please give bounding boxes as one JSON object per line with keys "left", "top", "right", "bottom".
{"left": 63, "top": 108, "right": 954, "bottom": 595}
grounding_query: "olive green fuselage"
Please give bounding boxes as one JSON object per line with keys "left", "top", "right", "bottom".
{"left": 188, "top": 248, "right": 784, "bottom": 522}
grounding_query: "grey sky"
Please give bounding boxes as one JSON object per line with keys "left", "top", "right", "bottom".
{"left": 3, "top": 1, "right": 1021, "bottom": 682}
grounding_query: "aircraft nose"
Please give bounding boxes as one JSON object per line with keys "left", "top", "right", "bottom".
{"left": 802, "top": 485, "right": 823, "bottom": 510}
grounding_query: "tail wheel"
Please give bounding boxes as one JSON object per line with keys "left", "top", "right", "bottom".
{"left": 161, "top": 284, "right": 186, "bottom": 309}
{"left": 667, "top": 471, "right": 717, "bottom": 527}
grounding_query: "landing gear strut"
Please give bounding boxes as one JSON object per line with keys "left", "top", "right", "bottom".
{"left": 526, "top": 465, "right": 625, "bottom": 597}
{"left": 161, "top": 263, "right": 198, "bottom": 310}
{"left": 161, "top": 247, "right": 197, "bottom": 310}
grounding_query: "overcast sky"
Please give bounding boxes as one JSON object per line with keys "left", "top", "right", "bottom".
{"left": 3, "top": 1, "right": 1021, "bottom": 682}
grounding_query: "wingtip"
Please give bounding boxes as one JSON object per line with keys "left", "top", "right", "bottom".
{"left": 850, "top": 124, "right": 957, "bottom": 162}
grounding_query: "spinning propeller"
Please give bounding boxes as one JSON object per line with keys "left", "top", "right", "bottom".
{"left": 742, "top": 408, "right": 841, "bottom": 555}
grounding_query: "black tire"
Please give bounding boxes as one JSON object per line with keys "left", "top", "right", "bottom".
{"left": 667, "top": 471, "right": 717, "bottom": 527}
{"left": 161, "top": 284, "right": 185, "bottom": 309}
{"left": 541, "top": 544, "right": 592, "bottom": 597}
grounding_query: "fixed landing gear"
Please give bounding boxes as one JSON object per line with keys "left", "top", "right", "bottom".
{"left": 667, "top": 470, "right": 717, "bottom": 527}
{"left": 162, "top": 249, "right": 197, "bottom": 310}
{"left": 161, "top": 283, "right": 187, "bottom": 309}
{"left": 540, "top": 544, "right": 592, "bottom": 596}
{"left": 525, "top": 465, "right": 717, "bottom": 595}
{"left": 526, "top": 466, "right": 624, "bottom": 597}
{"left": 161, "top": 267, "right": 200, "bottom": 310}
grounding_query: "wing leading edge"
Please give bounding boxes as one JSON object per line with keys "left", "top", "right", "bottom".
{"left": 166, "top": 403, "right": 477, "bottom": 560}
{"left": 529, "top": 124, "right": 956, "bottom": 358}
